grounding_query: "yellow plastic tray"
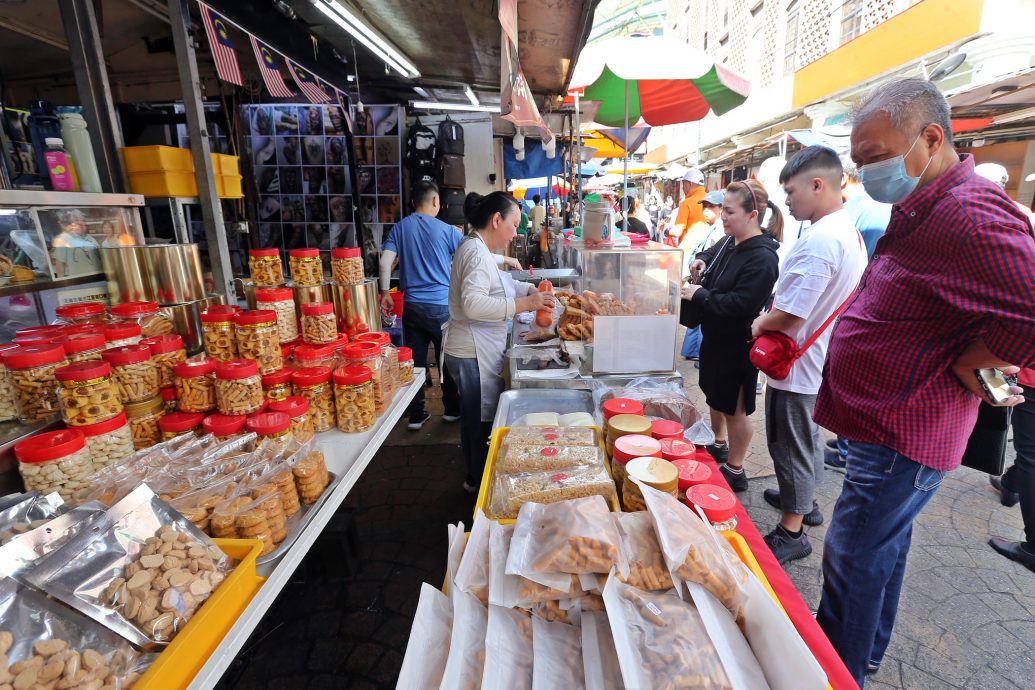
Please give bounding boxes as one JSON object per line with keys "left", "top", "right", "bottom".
{"left": 122, "top": 145, "right": 194, "bottom": 173}
{"left": 128, "top": 171, "right": 198, "bottom": 198}
{"left": 211, "top": 153, "right": 240, "bottom": 176}
{"left": 133, "top": 538, "right": 265, "bottom": 690}
{"left": 217, "top": 174, "right": 243, "bottom": 198}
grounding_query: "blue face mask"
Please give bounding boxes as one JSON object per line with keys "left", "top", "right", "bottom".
{"left": 858, "top": 132, "right": 933, "bottom": 205}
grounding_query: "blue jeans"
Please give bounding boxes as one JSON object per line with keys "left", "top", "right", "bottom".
{"left": 680, "top": 326, "right": 702, "bottom": 359}
{"left": 443, "top": 354, "right": 492, "bottom": 487}
{"left": 836, "top": 437, "right": 849, "bottom": 458}
{"left": 402, "top": 301, "right": 459, "bottom": 422}
{"left": 817, "top": 442, "right": 945, "bottom": 687}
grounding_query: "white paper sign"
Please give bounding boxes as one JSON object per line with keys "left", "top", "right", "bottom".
{"left": 591, "top": 314, "right": 678, "bottom": 373}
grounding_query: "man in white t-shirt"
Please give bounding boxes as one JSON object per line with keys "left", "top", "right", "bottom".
{"left": 750, "top": 146, "right": 867, "bottom": 564}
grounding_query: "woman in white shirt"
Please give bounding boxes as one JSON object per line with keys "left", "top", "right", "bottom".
{"left": 443, "top": 192, "right": 556, "bottom": 492}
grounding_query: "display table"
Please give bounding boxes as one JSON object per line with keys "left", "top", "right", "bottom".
{"left": 186, "top": 369, "right": 426, "bottom": 689}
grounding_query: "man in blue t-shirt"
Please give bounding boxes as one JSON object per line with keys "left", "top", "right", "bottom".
{"left": 379, "top": 182, "right": 462, "bottom": 429}
{"left": 840, "top": 154, "right": 892, "bottom": 258}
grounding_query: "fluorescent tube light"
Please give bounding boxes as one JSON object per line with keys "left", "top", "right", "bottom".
{"left": 411, "top": 101, "right": 501, "bottom": 113}
{"left": 413, "top": 86, "right": 430, "bottom": 99}
{"left": 464, "top": 85, "right": 479, "bottom": 106}
{"left": 316, "top": 1, "right": 420, "bottom": 78}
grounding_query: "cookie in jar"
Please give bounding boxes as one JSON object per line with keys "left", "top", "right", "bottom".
{"left": 246, "top": 411, "right": 293, "bottom": 448}
{"left": 214, "top": 359, "right": 264, "bottom": 416}
{"left": 248, "top": 247, "right": 285, "bottom": 287}
{"left": 291, "top": 366, "right": 335, "bottom": 432}
{"left": 14, "top": 429, "right": 92, "bottom": 499}
{"left": 0, "top": 344, "right": 21, "bottom": 423}
{"left": 102, "top": 344, "right": 159, "bottom": 404}
{"left": 330, "top": 247, "right": 364, "bottom": 285}
{"left": 332, "top": 365, "right": 375, "bottom": 433}
{"left": 268, "top": 396, "right": 314, "bottom": 439}
{"left": 54, "top": 300, "right": 107, "bottom": 326}
{"left": 1, "top": 343, "right": 69, "bottom": 424}
{"left": 140, "top": 334, "right": 187, "bottom": 388}
{"left": 202, "top": 412, "right": 248, "bottom": 440}
{"left": 201, "top": 306, "right": 240, "bottom": 361}
{"left": 54, "top": 360, "right": 123, "bottom": 426}
{"left": 288, "top": 248, "right": 323, "bottom": 287}
{"left": 234, "top": 310, "right": 283, "bottom": 375}
{"left": 175, "top": 359, "right": 217, "bottom": 413}
{"left": 300, "top": 302, "right": 338, "bottom": 345}
{"left": 255, "top": 287, "right": 299, "bottom": 344}
{"left": 110, "top": 301, "right": 174, "bottom": 338}
{"left": 79, "top": 412, "right": 135, "bottom": 470}
{"left": 58, "top": 331, "right": 107, "bottom": 363}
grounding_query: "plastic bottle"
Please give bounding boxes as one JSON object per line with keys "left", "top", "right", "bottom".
{"left": 58, "top": 109, "right": 102, "bottom": 193}
{"left": 43, "top": 139, "right": 78, "bottom": 192}
{"left": 26, "top": 100, "right": 63, "bottom": 189}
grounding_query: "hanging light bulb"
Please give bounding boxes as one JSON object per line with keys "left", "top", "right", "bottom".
{"left": 513, "top": 130, "right": 525, "bottom": 161}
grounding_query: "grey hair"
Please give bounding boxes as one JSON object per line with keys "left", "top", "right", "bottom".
{"left": 851, "top": 78, "right": 953, "bottom": 145}
{"left": 839, "top": 153, "right": 860, "bottom": 182}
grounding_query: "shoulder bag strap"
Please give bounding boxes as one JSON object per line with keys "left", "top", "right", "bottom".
{"left": 794, "top": 230, "right": 864, "bottom": 358}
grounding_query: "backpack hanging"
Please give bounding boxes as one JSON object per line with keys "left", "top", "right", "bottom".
{"left": 405, "top": 117, "right": 437, "bottom": 184}
{"left": 437, "top": 153, "right": 466, "bottom": 189}
{"left": 437, "top": 118, "right": 465, "bottom": 156}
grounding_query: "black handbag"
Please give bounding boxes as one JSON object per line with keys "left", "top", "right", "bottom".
{"left": 960, "top": 403, "right": 1012, "bottom": 475}
{"left": 679, "top": 237, "right": 732, "bottom": 329}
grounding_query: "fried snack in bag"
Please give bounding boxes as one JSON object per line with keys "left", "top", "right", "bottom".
{"left": 580, "top": 609, "right": 624, "bottom": 690}
{"left": 530, "top": 615, "right": 586, "bottom": 690}
{"left": 438, "top": 590, "right": 487, "bottom": 690}
{"left": 396, "top": 582, "right": 452, "bottom": 690}
{"left": 482, "top": 605, "right": 533, "bottom": 690}
{"left": 616, "top": 511, "right": 674, "bottom": 591}
{"left": 488, "top": 521, "right": 581, "bottom": 609}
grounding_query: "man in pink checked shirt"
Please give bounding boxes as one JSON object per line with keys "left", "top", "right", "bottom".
{"left": 812, "top": 78, "right": 1035, "bottom": 687}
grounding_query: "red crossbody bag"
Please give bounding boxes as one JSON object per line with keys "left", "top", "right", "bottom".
{"left": 749, "top": 291, "right": 855, "bottom": 380}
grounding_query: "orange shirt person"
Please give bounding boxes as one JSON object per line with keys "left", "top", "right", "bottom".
{"left": 668, "top": 168, "right": 707, "bottom": 246}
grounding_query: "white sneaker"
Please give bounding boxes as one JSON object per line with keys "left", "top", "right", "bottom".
{"left": 442, "top": 414, "right": 461, "bottom": 423}
{"left": 407, "top": 413, "right": 431, "bottom": 430}
{"left": 462, "top": 481, "right": 478, "bottom": 494}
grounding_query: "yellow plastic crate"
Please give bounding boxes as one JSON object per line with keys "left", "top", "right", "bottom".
{"left": 217, "top": 174, "right": 243, "bottom": 198}
{"left": 122, "top": 145, "right": 194, "bottom": 173}
{"left": 128, "top": 171, "right": 198, "bottom": 197}
{"left": 211, "top": 153, "right": 240, "bottom": 176}
{"left": 133, "top": 538, "right": 265, "bottom": 690}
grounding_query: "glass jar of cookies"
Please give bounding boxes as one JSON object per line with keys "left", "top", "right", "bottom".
{"left": 55, "top": 360, "right": 123, "bottom": 427}
{"left": 102, "top": 344, "right": 159, "bottom": 404}
{"left": 14, "top": 429, "right": 91, "bottom": 499}
{"left": 341, "top": 341, "right": 385, "bottom": 416}
{"left": 245, "top": 411, "right": 292, "bottom": 446}
{"left": 330, "top": 247, "right": 364, "bottom": 285}
{"left": 300, "top": 302, "right": 338, "bottom": 345}
{"left": 159, "top": 411, "right": 205, "bottom": 440}
{"left": 202, "top": 412, "right": 248, "bottom": 440}
{"left": 261, "top": 368, "right": 294, "bottom": 402}
{"left": 102, "top": 323, "right": 142, "bottom": 350}
{"left": 79, "top": 412, "right": 134, "bottom": 471}
{"left": 291, "top": 366, "right": 335, "bottom": 432}
{"left": 13, "top": 325, "right": 66, "bottom": 345}
{"left": 268, "top": 396, "right": 314, "bottom": 439}
{"left": 54, "top": 301, "right": 107, "bottom": 326}
{"left": 201, "top": 308, "right": 239, "bottom": 361}
{"left": 280, "top": 340, "right": 296, "bottom": 369}
{"left": 289, "top": 248, "right": 323, "bottom": 287}
{"left": 255, "top": 287, "right": 299, "bottom": 344}
{"left": 397, "top": 346, "right": 414, "bottom": 386}
{"left": 110, "top": 301, "right": 174, "bottom": 338}
{"left": 59, "top": 332, "right": 107, "bottom": 364}
{"left": 249, "top": 247, "right": 285, "bottom": 287}
{"left": 333, "top": 365, "right": 375, "bottom": 433}
{"left": 140, "top": 334, "right": 187, "bottom": 388}
{"left": 234, "top": 310, "right": 283, "bottom": 375}
{"left": 0, "top": 344, "right": 20, "bottom": 423}
{"left": 355, "top": 332, "right": 397, "bottom": 401}
{"left": 1, "top": 344, "right": 69, "bottom": 424}
{"left": 124, "top": 394, "right": 165, "bottom": 449}
{"left": 215, "top": 359, "right": 264, "bottom": 416}
{"left": 293, "top": 342, "right": 336, "bottom": 370}
{"left": 174, "top": 359, "right": 217, "bottom": 413}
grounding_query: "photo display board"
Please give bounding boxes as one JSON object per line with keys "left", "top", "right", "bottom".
{"left": 351, "top": 105, "right": 402, "bottom": 274}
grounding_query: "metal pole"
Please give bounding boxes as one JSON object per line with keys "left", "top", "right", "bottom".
{"left": 622, "top": 80, "right": 629, "bottom": 218}
{"left": 167, "top": 0, "right": 236, "bottom": 301}
{"left": 575, "top": 91, "right": 583, "bottom": 224}
{"left": 58, "top": 0, "right": 126, "bottom": 192}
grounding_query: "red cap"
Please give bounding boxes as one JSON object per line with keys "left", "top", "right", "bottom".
{"left": 15, "top": 429, "right": 86, "bottom": 464}
{"left": 355, "top": 332, "right": 389, "bottom": 346}
{"left": 56, "top": 302, "right": 105, "bottom": 319}
{"left": 245, "top": 411, "right": 291, "bottom": 436}
{"left": 301, "top": 302, "right": 334, "bottom": 316}
{"left": 651, "top": 419, "right": 684, "bottom": 441}
{"left": 249, "top": 248, "right": 280, "bottom": 257}
{"left": 602, "top": 398, "right": 644, "bottom": 420}
{"left": 341, "top": 341, "right": 380, "bottom": 360}
{"left": 613, "top": 434, "right": 663, "bottom": 465}
{"left": 396, "top": 346, "right": 412, "bottom": 363}
{"left": 159, "top": 411, "right": 205, "bottom": 434}
{"left": 671, "top": 458, "right": 714, "bottom": 492}
{"left": 215, "top": 359, "right": 260, "bottom": 380}
{"left": 660, "top": 438, "right": 697, "bottom": 462}
{"left": 55, "top": 360, "right": 112, "bottom": 382}
{"left": 173, "top": 359, "right": 215, "bottom": 378}
{"left": 262, "top": 368, "right": 294, "bottom": 386}
{"left": 103, "top": 323, "right": 141, "bottom": 341}
{"left": 102, "top": 344, "right": 151, "bottom": 366}
{"left": 201, "top": 307, "right": 239, "bottom": 324}
{"left": 78, "top": 412, "right": 128, "bottom": 438}
{"left": 292, "top": 365, "right": 332, "bottom": 387}
{"left": 685, "top": 484, "right": 738, "bottom": 524}
{"left": 289, "top": 248, "right": 319, "bottom": 258}
{"left": 15, "top": 325, "right": 66, "bottom": 339}
{"left": 234, "top": 310, "right": 277, "bottom": 326}
{"left": 333, "top": 364, "right": 372, "bottom": 386}
{"left": 202, "top": 412, "right": 247, "bottom": 436}
{"left": 256, "top": 287, "right": 294, "bottom": 302}
{"left": 59, "top": 332, "right": 106, "bottom": 355}
{"left": 140, "top": 334, "right": 183, "bottom": 355}
{"left": 160, "top": 386, "right": 177, "bottom": 402}
{"left": 268, "top": 396, "right": 309, "bottom": 418}
{"left": 331, "top": 247, "right": 362, "bottom": 259}
{"left": 63, "top": 324, "right": 105, "bottom": 337}
{"left": 280, "top": 341, "right": 295, "bottom": 359}
{"left": 12, "top": 335, "right": 63, "bottom": 346}
{"left": 204, "top": 304, "right": 240, "bottom": 317}
{"left": 294, "top": 343, "right": 337, "bottom": 363}
{"left": 2, "top": 344, "right": 67, "bottom": 369}
{"left": 111, "top": 301, "right": 158, "bottom": 318}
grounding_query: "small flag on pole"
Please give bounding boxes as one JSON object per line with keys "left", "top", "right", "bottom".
{"left": 197, "top": 1, "right": 242, "bottom": 86}
{"left": 286, "top": 58, "right": 332, "bottom": 103}
{"left": 250, "top": 36, "right": 295, "bottom": 98}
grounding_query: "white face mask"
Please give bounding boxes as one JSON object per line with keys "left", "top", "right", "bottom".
{"left": 857, "top": 131, "right": 933, "bottom": 205}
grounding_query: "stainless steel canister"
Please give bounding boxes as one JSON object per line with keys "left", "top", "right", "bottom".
{"left": 331, "top": 279, "right": 381, "bottom": 336}
{"left": 100, "top": 244, "right": 205, "bottom": 305}
{"left": 164, "top": 294, "right": 227, "bottom": 354}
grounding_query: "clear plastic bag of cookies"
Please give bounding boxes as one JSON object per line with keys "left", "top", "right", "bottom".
{"left": 489, "top": 465, "right": 618, "bottom": 521}
{"left": 396, "top": 583, "right": 452, "bottom": 690}
{"left": 0, "top": 491, "right": 65, "bottom": 541}
{"left": 288, "top": 446, "right": 329, "bottom": 505}
{"left": 482, "top": 604, "right": 533, "bottom": 690}
{"left": 454, "top": 510, "right": 490, "bottom": 606}
{"left": 530, "top": 615, "right": 586, "bottom": 690}
{"left": 502, "top": 426, "right": 598, "bottom": 447}
{"left": 438, "top": 590, "right": 488, "bottom": 690}
{"left": 0, "top": 501, "right": 106, "bottom": 583}
{"left": 488, "top": 520, "right": 583, "bottom": 610}
{"left": 615, "top": 511, "right": 673, "bottom": 591}
{"left": 495, "top": 443, "right": 605, "bottom": 474}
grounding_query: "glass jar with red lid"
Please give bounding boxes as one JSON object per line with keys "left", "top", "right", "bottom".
{"left": 110, "top": 301, "right": 173, "bottom": 338}
{"left": 354, "top": 332, "right": 397, "bottom": 400}
{"left": 685, "top": 483, "right": 738, "bottom": 531}
{"left": 293, "top": 342, "right": 336, "bottom": 370}
{"left": 330, "top": 247, "right": 364, "bottom": 285}
{"left": 202, "top": 412, "right": 247, "bottom": 440}
{"left": 2, "top": 344, "right": 69, "bottom": 424}
{"left": 234, "top": 310, "right": 283, "bottom": 374}
{"left": 300, "top": 302, "right": 337, "bottom": 345}
{"left": 15, "top": 325, "right": 67, "bottom": 343}
{"left": 102, "top": 323, "right": 142, "bottom": 349}
{"left": 341, "top": 341, "right": 385, "bottom": 416}
{"left": 396, "top": 346, "right": 414, "bottom": 386}
{"left": 55, "top": 360, "right": 123, "bottom": 426}
{"left": 159, "top": 411, "right": 205, "bottom": 439}
{"left": 0, "top": 344, "right": 20, "bottom": 423}
{"left": 268, "top": 396, "right": 313, "bottom": 438}
{"left": 612, "top": 434, "right": 663, "bottom": 498}
{"left": 291, "top": 366, "right": 335, "bottom": 432}
{"left": 261, "top": 367, "right": 294, "bottom": 402}
{"left": 102, "top": 344, "right": 158, "bottom": 404}
{"left": 602, "top": 398, "right": 644, "bottom": 421}
{"left": 246, "top": 411, "right": 292, "bottom": 444}
{"left": 160, "top": 386, "right": 177, "bottom": 411}
{"left": 248, "top": 247, "right": 285, "bottom": 287}
{"left": 288, "top": 248, "right": 323, "bottom": 287}
{"left": 671, "top": 458, "right": 715, "bottom": 495}
{"left": 54, "top": 301, "right": 106, "bottom": 326}
{"left": 201, "top": 308, "right": 239, "bottom": 361}
{"left": 174, "top": 359, "right": 217, "bottom": 413}
{"left": 651, "top": 419, "right": 684, "bottom": 441}
{"left": 256, "top": 286, "right": 299, "bottom": 343}
{"left": 59, "top": 332, "right": 106, "bottom": 364}
{"left": 280, "top": 339, "right": 296, "bottom": 369}
{"left": 140, "top": 334, "right": 186, "bottom": 388}
{"left": 332, "top": 365, "right": 375, "bottom": 433}
{"left": 214, "top": 359, "right": 264, "bottom": 416}
{"left": 15, "top": 429, "right": 91, "bottom": 499}
{"left": 79, "top": 412, "right": 134, "bottom": 470}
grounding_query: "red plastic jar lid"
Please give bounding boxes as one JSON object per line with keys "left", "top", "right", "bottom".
{"left": 685, "top": 483, "right": 738, "bottom": 524}
{"left": 341, "top": 341, "right": 380, "bottom": 360}
{"left": 301, "top": 302, "right": 334, "bottom": 316}
{"left": 660, "top": 438, "right": 697, "bottom": 462}
{"left": 202, "top": 412, "right": 247, "bottom": 436}
{"left": 173, "top": 359, "right": 216, "bottom": 378}
{"left": 354, "top": 331, "right": 389, "bottom": 347}
{"left": 15, "top": 325, "right": 66, "bottom": 339}
{"left": 292, "top": 365, "right": 332, "bottom": 387}
{"left": 78, "top": 411, "right": 128, "bottom": 438}
{"left": 201, "top": 308, "right": 239, "bottom": 324}
{"left": 255, "top": 287, "right": 294, "bottom": 302}
{"left": 268, "top": 395, "right": 309, "bottom": 418}
{"left": 602, "top": 398, "right": 644, "bottom": 420}
{"left": 333, "top": 364, "right": 372, "bottom": 386}
{"left": 294, "top": 343, "right": 337, "bottom": 362}
{"left": 249, "top": 248, "right": 280, "bottom": 257}
{"left": 159, "top": 411, "right": 205, "bottom": 433}
{"left": 331, "top": 247, "right": 361, "bottom": 259}
{"left": 55, "top": 360, "right": 112, "bottom": 382}
{"left": 15, "top": 429, "right": 86, "bottom": 464}
{"left": 56, "top": 302, "right": 105, "bottom": 319}
{"left": 140, "top": 334, "right": 183, "bottom": 355}
{"left": 160, "top": 386, "right": 177, "bottom": 401}
{"left": 12, "top": 335, "right": 63, "bottom": 347}
{"left": 102, "top": 344, "right": 152, "bottom": 366}
{"left": 2, "top": 344, "right": 67, "bottom": 369}
{"left": 670, "top": 458, "right": 713, "bottom": 492}
{"left": 103, "top": 323, "right": 142, "bottom": 340}
{"left": 289, "top": 248, "right": 320, "bottom": 258}
{"left": 651, "top": 419, "right": 683, "bottom": 441}
{"left": 111, "top": 301, "right": 159, "bottom": 317}
{"left": 234, "top": 310, "right": 277, "bottom": 326}
{"left": 63, "top": 324, "right": 105, "bottom": 337}
{"left": 262, "top": 368, "right": 294, "bottom": 386}
{"left": 613, "top": 434, "right": 663, "bottom": 465}
{"left": 396, "top": 346, "right": 413, "bottom": 363}
{"left": 215, "top": 359, "right": 260, "bottom": 379}
{"left": 280, "top": 342, "right": 294, "bottom": 359}
{"left": 60, "top": 332, "right": 106, "bottom": 354}
{"left": 246, "top": 411, "right": 291, "bottom": 436}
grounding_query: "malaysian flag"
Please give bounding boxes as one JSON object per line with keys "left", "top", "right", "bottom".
{"left": 197, "top": 2, "right": 242, "bottom": 86}
{"left": 286, "top": 58, "right": 332, "bottom": 103}
{"left": 249, "top": 36, "right": 295, "bottom": 98}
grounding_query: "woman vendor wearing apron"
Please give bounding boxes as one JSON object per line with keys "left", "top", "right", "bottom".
{"left": 442, "top": 192, "right": 556, "bottom": 493}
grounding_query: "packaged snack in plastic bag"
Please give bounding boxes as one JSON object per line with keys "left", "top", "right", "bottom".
{"left": 580, "top": 609, "right": 624, "bottom": 690}
{"left": 530, "top": 599, "right": 571, "bottom": 624}
{"left": 0, "top": 491, "right": 64, "bottom": 542}
{"left": 488, "top": 521, "right": 581, "bottom": 609}
{"left": 531, "top": 615, "right": 585, "bottom": 690}
{"left": 602, "top": 573, "right": 732, "bottom": 690}
{"left": 396, "top": 582, "right": 453, "bottom": 690}
{"left": 0, "top": 500, "right": 106, "bottom": 582}
{"left": 616, "top": 511, "right": 674, "bottom": 591}
{"left": 454, "top": 509, "right": 490, "bottom": 606}
{"left": 496, "top": 443, "right": 605, "bottom": 475}
{"left": 439, "top": 590, "right": 487, "bottom": 690}
{"left": 503, "top": 426, "right": 598, "bottom": 447}
{"left": 489, "top": 466, "right": 617, "bottom": 520}
{"left": 482, "top": 604, "right": 533, "bottom": 690}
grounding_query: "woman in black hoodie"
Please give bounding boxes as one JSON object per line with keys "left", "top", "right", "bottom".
{"left": 682, "top": 179, "right": 783, "bottom": 490}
